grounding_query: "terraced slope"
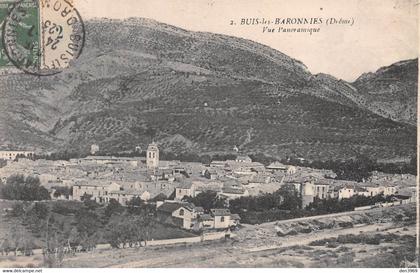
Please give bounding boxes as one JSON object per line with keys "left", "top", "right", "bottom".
{"left": 0, "top": 18, "right": 416, "bottom": 160}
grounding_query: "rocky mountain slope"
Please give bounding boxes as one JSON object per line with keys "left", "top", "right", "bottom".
{"left": 0, "top": 18, "right": 416, "bottom": 160}
{"left": 353, "top": 59, "right": 417, "bottom": 125}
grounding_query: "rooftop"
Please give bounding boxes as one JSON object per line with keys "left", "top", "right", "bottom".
{"left": 83, "top": 156, "right": 145, "bottom": 161}
{"left": 157, "top": 202, "right": 195, "bottom": 213}
{"left": 199, "top": 214, "right": 214, "bottom": 221}
{"left": 231, "top": 214, "right": 241, "bottom": 220}
{"left": 74, "top": 180, "right": 118, "bottom": 187}
{"left": 210, "top": 208, "right": 231, "bottom": 216}
{"left": 267, "top": 161, "right": 288, "bottom": 169}
{"left": 222, "top": 187, "right": 245, "bottom": 194}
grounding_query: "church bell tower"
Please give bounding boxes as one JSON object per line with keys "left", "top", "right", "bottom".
{"left": 146, "top": 142, "right": 159, "bottom": 169}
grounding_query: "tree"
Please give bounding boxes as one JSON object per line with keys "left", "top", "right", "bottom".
{"left": 127, "top": 196, "right": 145, "bottom": 214}
{"left": 32, "top": 202, "right": 49, "bottom": 220}
{"left": 1, "top": 175, "right": 50, "bottom": 201}
{"left": 105, "top": 212, "right": 157, "bottom": 248}
{"left": 145, "top": 126, "right": 156, "bottom": 143}
{"left": 183, "top": 191, "right": 226, "bottom": 211}
{"left": 81, "top": 194, "right": 98, "bottom": 210}
{"left": 276, "top": 184, "right": 301, "bottom": 210}
{"left": 43, "top": 228, "right": 66, "bottom": 267}
{"left": 24, "top": 203, "right": 50, "bottom": 235}
{"left": 332, "top": 154, "right": 374, "bottom": 182}
{"left": 104, "top": 199, "right": 124, "bottom": 218}
{"left": 249, "top": 153, "right": 278, "bottom": 166}
{"left": 75, "top": 206, "right": 101, "bottom": 238}
{"left": 53, "top": 186, "right": 72, "bottom": 199}
{"left": 66, "top": 227, "right": 80, "bottom": 248}
{"left": 11, "top": 202, "right": 25, "bottom": 217}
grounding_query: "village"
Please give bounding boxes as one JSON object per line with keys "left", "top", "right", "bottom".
{"left": 0, "top": 142, "right": 416, "bottom": 233}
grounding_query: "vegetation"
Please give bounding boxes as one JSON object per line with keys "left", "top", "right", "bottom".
{"left": 182, "top": 191, "right": 226, "bottom": 212}
{"left": 283, "top": 154, "right": 417, "bottom": 178}
{"left": 228, "top": 185, "right": 398, "bottom": 224}
{"left": 31, "top": 150, "right": 88, "bottom": 161}
{"left": 309, "top": 232, "right": 417, "bottom": 268}
{"left": 0, "top": 175, "right": 50, "bottom": 201}
{"left": 227, "top": 185, "right": 301, "bottom": 224}
{"left": 52, "top": 186, "right": 72, "bottom": 199}
{"left": 105, "top": 211, "right": 156, "bottom": 248}
{"left": 306, "top": 194, "right": 394, "bottom": 214}
{"left": 0, "top": 195, "right": 194, "bottom": 265}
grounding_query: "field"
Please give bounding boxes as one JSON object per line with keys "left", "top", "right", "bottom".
{"left": 0, "top": 203, "right": 415, "bottom": 268}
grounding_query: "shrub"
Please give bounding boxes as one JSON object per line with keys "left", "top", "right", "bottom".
{"left": 326, "top": 242, "right": 339, "bottom": 248}
{"left": 364, "top": 235, "right": 381, "bottom": 245}
{"left": 337, "top": 234, "right": 361, "bottom": 244}
{"left": 338, "top": 222, "right": 353, "bottom": 228}
{"left": 11, "top": 202, "right": 25, "bottom": 217}
{"left": 1, "top": 175, "right": 50, "bottom": 201}
{"left": 52, "top": 201, "right": 83, "bottom": 214}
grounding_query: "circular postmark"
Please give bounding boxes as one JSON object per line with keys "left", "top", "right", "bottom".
{"left": 2, "top": 0, "right": 85, "bottom": 76}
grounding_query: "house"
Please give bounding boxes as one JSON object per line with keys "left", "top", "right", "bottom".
{"left": 197, "top": 211, "right": 239, "bottom": 230}
{"left": 225, "top": 161, "right": 265, "bottom": 176}
{"left": 175, "top": 182, "right": 194, "bottom": 200}
{"left": 204, "top": 169, "right": 218, "bottom": 180}
{"left": 286, "top": 166, "right": 297, "bottom": 175}
{"left": 90, "top": 144, "right": 99, "bottom": 155}
{"left": 173, "top": 166, "right": 186, "bottom": 176}
{"left": 383, "top": 185, "right": 397, "bottom": 196}
{"left": 285, "top": 180, "right": 302, "bottom": 193}
{"left": 198, "top": 214, "right": 215, "bottom": 229}
{"left": 156, "top": 201, "right": 240, "bottom": 231}
{"left": 284, "top": 178, "right": 329, "bottom": 207}
{"left": 150, "top": 168, "right": 174, "bottom": 181}
{"left": 156, "top": 202, "right": 199, "bottom": 230}
{"left": 0, "top": 150, "right": 34, "bottom": 160}
{"left": 209, "top": 161, "right": 226, "bottom": 168}
{"left": 108, "top": 189, "right": 148, "bottom": 205}
{"left": 71, "top": 156, "right": 143, "bottom": 167}
{"left": 195, "top": 206, "right": 205, "bottom": 215}
{"left": 314, "top": 181, "right": 330, "bottom": 199}
{"left": 301, "top": 180, "right": 315, "bottom": 208}
{"left": 73, "top": 180, "right": 121, "bottom": 203}
{"left": 194, "top": 185, "right": 222, "bottom": 196}
{"left": 246, "top": 173, "right": 271, "bottom": 184}
{"left": 210, "top": 209, "right": 231, "bottom": 229}
{"left": 235, "top": 155, "right": 252, "bottom": 163}
{"left": 266, "top": 162, "right": 288, "bottom": 172}
{"left": 338, "top": 186, "right": 355, "bottom": 199}
{"left": 360, "top": 184, "right": 383, "bottom": 197}
{"left": 357, "top": 184, "right": 398, "bottom": 197}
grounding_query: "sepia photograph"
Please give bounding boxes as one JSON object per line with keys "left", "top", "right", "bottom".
{"left": 0, "top": 0, "right": 418, "bottom": 270}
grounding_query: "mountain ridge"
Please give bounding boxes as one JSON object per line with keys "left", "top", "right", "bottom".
{"left": 0, "top": 18, "right": 416, "bottom": 161}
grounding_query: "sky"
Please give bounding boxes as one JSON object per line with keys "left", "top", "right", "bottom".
{"left": 76, "top": 0, "right": 418, "bottom": 81}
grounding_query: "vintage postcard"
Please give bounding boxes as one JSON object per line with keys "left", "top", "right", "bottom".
{"left": 0, "top": 0, "right": 418, "bottom": 270}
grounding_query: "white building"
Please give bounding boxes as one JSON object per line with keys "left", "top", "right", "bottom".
{"left": 73, "top": 180, "right": 121, "bottom": 203}
{"left": 90, "top": 144, "right": 99, "bottom": 155}
{"left": 235, "top": 155, "right": 252, "bottom": 163}
{"left": 0, "top": 151, "right": 34, "bottom": 160}
{"left": 175, "top": 182, "right": 195, "bottom": 200}
{"left": 338, "top": 186, "right": 355, "bottom": 199}
{"left": 146, "top": 142, "right": 159, "bottom": 169}
{"left": 210, "top": 209, "right": 232, "bottom": 229}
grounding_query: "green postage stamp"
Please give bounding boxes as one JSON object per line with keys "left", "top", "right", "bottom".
{"left": 0, "top": 0, "right": 84, "bottom": 75}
